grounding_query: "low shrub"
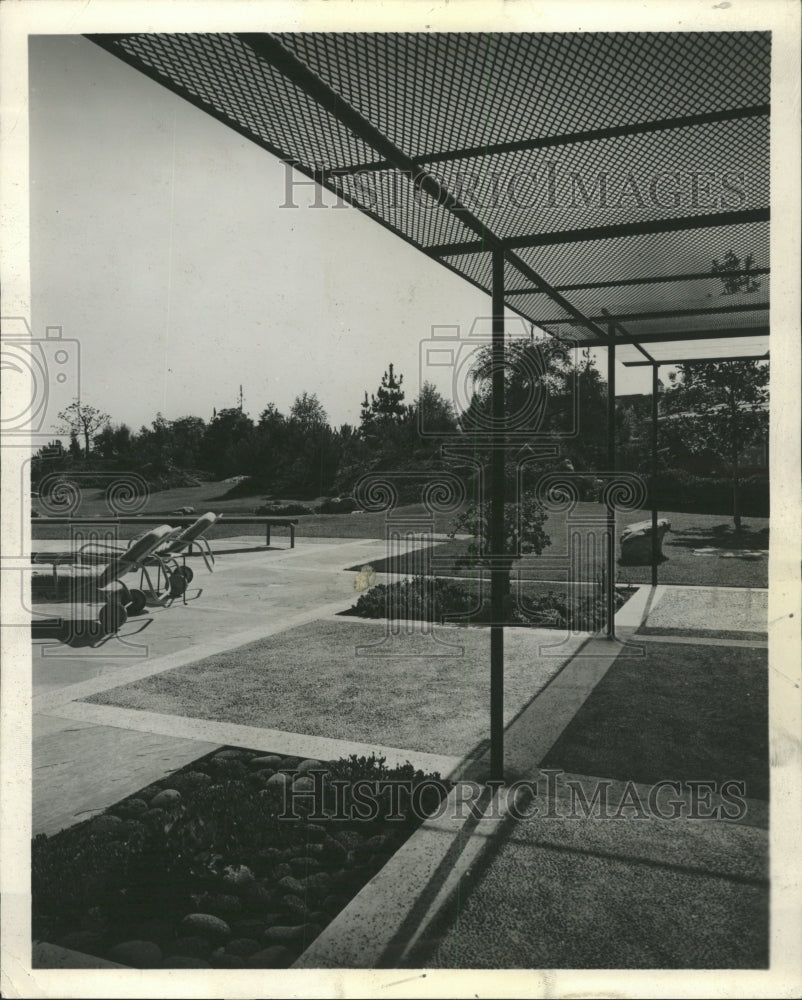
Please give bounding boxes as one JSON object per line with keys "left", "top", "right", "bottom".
{"left": 344, "top": 576, "right": 631, "bottom": 631}
{"left": 646, "top": 469, "right": 768, "bottom": 518}
{"left": 253, "top": 501, "right": 313, "bottom": 516}
{"left": 345, "top": 577, "right": 476, "bottom": 623}
{"left": 316, "top": 496, "right": 359, "bottom": 514}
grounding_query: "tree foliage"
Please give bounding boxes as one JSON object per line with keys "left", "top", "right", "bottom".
{"left": 662, "top": 359, "right": 769, "bottom": 530}
{"left": 57, "top": 400, "right": 110, "bottom": 455}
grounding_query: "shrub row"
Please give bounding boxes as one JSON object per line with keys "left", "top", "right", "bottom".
{"left": 345, "top": 576, "right": 630, "bottom": 632}
{"left": 646, "top": 470, "right": 769, "bottom": 517}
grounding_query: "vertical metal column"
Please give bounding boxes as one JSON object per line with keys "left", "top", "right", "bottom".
{"left": 490, "top": 248, "right": 506, "bottom": 782}
{"left": 651, "top": 363, "right": 659, "bottom": 587}
{"left": 606, "top": 325, "right": 616, "bottom": 638}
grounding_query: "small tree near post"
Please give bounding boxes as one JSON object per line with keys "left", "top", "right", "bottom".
{"left": 663, "top": 360, "right": 769, "bottom": 534}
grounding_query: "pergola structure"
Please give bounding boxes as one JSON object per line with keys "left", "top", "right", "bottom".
{"left": 87, "top": 31, "right": 770, "bottom": 780}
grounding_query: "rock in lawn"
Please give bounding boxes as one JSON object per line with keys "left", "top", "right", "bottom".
{"left": 150, "top": 788, "right": 181, "bottom": 809}
{"left": 619, "top": 518, "right": 671, "bottom": 565}
{"left": 248, "top": 755, "right": 283, "bottom": 770}
{"left": 107, "top": 940, "right": 163, "bottom": 968}
{"left": 245, "top": 945, "right": 290, "bottom": 968}
{"left": 180, "top": 913, "right": 231, "bottom": 941}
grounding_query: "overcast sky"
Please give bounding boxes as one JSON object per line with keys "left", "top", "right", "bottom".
{"left": 29, "top": 33, "right": 652, "bottom": 434}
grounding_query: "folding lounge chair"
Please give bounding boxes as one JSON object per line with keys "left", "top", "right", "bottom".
{"left": 156, "top": 511, "right": 220, "bottom": 581}
{"left": 31, "top": 524, "right": 178, "bottom": 634}
{"left": 78, "top": 512, "right": 220, "bottom": 602}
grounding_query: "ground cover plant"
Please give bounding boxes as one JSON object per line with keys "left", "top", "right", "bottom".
{"left": 33, "top": 747, "right": 448, "bottom": 969}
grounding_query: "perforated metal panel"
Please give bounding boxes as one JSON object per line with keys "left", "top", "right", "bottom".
{"left": 88, "top": 30, "right": 771, "bottom": 354}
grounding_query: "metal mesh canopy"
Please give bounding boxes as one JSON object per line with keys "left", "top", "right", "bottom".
{"left": 87, "top": 30, "right": 770, "bottom": 356}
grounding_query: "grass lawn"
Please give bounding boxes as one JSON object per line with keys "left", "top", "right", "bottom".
{"left": 83, "top": 619, "right": 586, "bottom": 758}
{"left": 32, "top": 484, "right": 768, "bottom": 587}
{"left": 348, "top": 506, "right": 769, "bottom": 590}
{"left": 540, "top": 641, "right": 768, "bottom": 800}
{"left": 31, "top": 483, "right": 456, "bottom": 542}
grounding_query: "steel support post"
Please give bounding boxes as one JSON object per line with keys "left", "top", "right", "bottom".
{"left": 606, "top": 327, "right": 616, "bottom": 638}
{"left": 651, "top": 363, "right": 659, "bottom": 588}
{"left": 490, "top": 248, "right": 506, "bottom": 783}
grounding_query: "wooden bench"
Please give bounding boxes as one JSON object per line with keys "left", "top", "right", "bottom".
{"left": 32, "top": 516, "right": 299, "bottom": 548}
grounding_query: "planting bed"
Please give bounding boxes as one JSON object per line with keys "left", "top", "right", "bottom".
{"left": 342, "top": 576, "right": 635, "bottom": 632}
{"left": 33, "top": 746, "right": 448, "bottom": 969}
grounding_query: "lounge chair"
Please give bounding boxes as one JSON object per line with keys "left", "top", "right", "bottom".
{"left": 31, "top": 524, "right": 179, "bottom": 633}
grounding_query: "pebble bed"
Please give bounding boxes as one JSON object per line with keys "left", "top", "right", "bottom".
{"left": 33, "top": 746, "right": 437, "bottom": 969}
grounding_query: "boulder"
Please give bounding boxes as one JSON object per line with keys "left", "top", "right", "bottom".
{"left": 297, "top": 759, "right": 324, "bottom": 776}
{"left": 107, "top": 940, "right": 163, "bottom": 968}
{"left": 248, "top": 755, "right": 283, "bottom": 770}
{"left": 620, "top": 518, "right": 671, "bottom": 565}
{"left": 180, "top": 913, "right": 231, "bottom": 941}
{"left": 226, "top": 937, "right": 262, "bottom": 957}
{"left": 149, "top": 788, "right": 181, "bottom": 809}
